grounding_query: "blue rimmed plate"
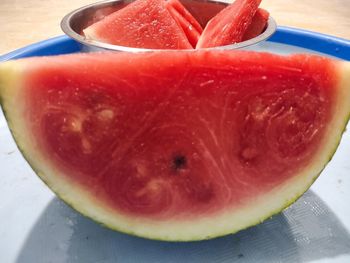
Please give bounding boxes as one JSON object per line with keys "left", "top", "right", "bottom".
{"left": 0, "top": 27, "right": 350, "bottom": 263}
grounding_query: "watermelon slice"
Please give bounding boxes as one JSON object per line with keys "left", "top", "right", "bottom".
{"left": 165, "top": 0, "right": 203, "bottom": 47}
{"left": 83, "top": 0, "right": 192, "bottom": 49}
{"left": 242, "top": 8, "right": 269, "bottom": 41}
{"left": 196, "top": 0, "right": 261, "bottom": 48}
{"left": 1, "top": 51, "right": 350, "bottom": 241}
{"left": 178, "top": 0, "right": 227, "bottom": 28}
{"left": 166, "top": 0, "right": 203, "bottom": 34}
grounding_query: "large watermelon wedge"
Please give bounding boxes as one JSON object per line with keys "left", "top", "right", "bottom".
{"left": 0, "top": 51, "right": 350, "bottom": 241}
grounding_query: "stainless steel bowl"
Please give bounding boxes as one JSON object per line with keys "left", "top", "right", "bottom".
{"left": 61, "top": 0, "right": 277, "bottom": 52}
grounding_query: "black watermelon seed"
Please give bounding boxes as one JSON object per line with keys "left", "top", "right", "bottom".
{"left": 172, "top": 155, "right": 187, "bottom": 171}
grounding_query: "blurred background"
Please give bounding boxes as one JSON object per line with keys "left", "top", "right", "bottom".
{"left": 0, "top": 0, "right": 349, "bottom": 55}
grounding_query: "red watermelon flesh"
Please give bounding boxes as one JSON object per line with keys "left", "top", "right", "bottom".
{"left": 166, "top": 0, "right": 203, "bottom": 33}
{"left": 196, "top": 0, "right": 262, "bottom": 48}
{"left": 178, "top": 0, "right": 227, "bottom": 29}
{"left": 242, "top": 8, "right": 269, "bottom": 41}
{"left": 83, "top": 0, "right": 192, "bottom": 49}
{"left": 165, "top": 0, "right": 203, "bottom": 47}
{"left": 1, "top": 51, "right": 350, "bottom": 240}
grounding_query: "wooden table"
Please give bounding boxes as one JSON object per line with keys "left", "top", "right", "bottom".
{"left": 0, "top": 0, "right": 349, "bottom": 55}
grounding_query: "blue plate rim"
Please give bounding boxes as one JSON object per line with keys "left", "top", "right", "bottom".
{"left": 268, "top": 27, "right": 350, "bottom": 60}
{"left": 1, "top": 26, "right": 349, "bottom": 61}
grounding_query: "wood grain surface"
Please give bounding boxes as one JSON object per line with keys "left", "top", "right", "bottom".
{"left": 0, "top": 0, "right": 349, "bottom": 55}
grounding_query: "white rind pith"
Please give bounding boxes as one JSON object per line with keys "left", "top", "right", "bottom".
{"left": 83, "top": 27, "right": 101, "bottom": 42}
{"left": 1, "top": 60, "right": 350, "bottom": 241}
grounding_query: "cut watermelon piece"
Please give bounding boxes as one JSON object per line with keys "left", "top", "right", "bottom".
{"left": 196, "top": 0, "right": 261, "bottom": 48}
{"left": 166, "top": 0, "right": 203, "bottom": 33}
{"left": 83, "top": 0, "right": 192, "bottom": 49}
{"left": 178, "top": 0, "right": 227, "bottom": 28}
{"left": 1, "top": 51, "right": 350, "bottom": 241}
{"left": 165, "top": 0, "right": 203, "bottom": 47}
{"left": 242, "top": 8, "right": 269, "bottom": 41}
{"left": 181, "top": 0, "right": 227, "bottom": 28}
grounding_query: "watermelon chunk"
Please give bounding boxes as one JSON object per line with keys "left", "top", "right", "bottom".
{"left": 166, "top": 0, "right": 203, "bottom": 33}
{"left": 1, "top": 51, "right": 350, "bottom": 241}
{"left": 165, "top": 0, "right": 203, "bottom": 47}
{"left": 196, "top": 0, "right": 261, "bottom": 48}
{"left": 83, "top": 0, "right": 192, "bottom": 49}
{"left": 242, "top": 8, "right": 269, "bottom": 41}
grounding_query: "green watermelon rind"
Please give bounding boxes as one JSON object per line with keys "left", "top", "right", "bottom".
{"left": 0, "top": 59, "right": 349, "bottom": 242}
